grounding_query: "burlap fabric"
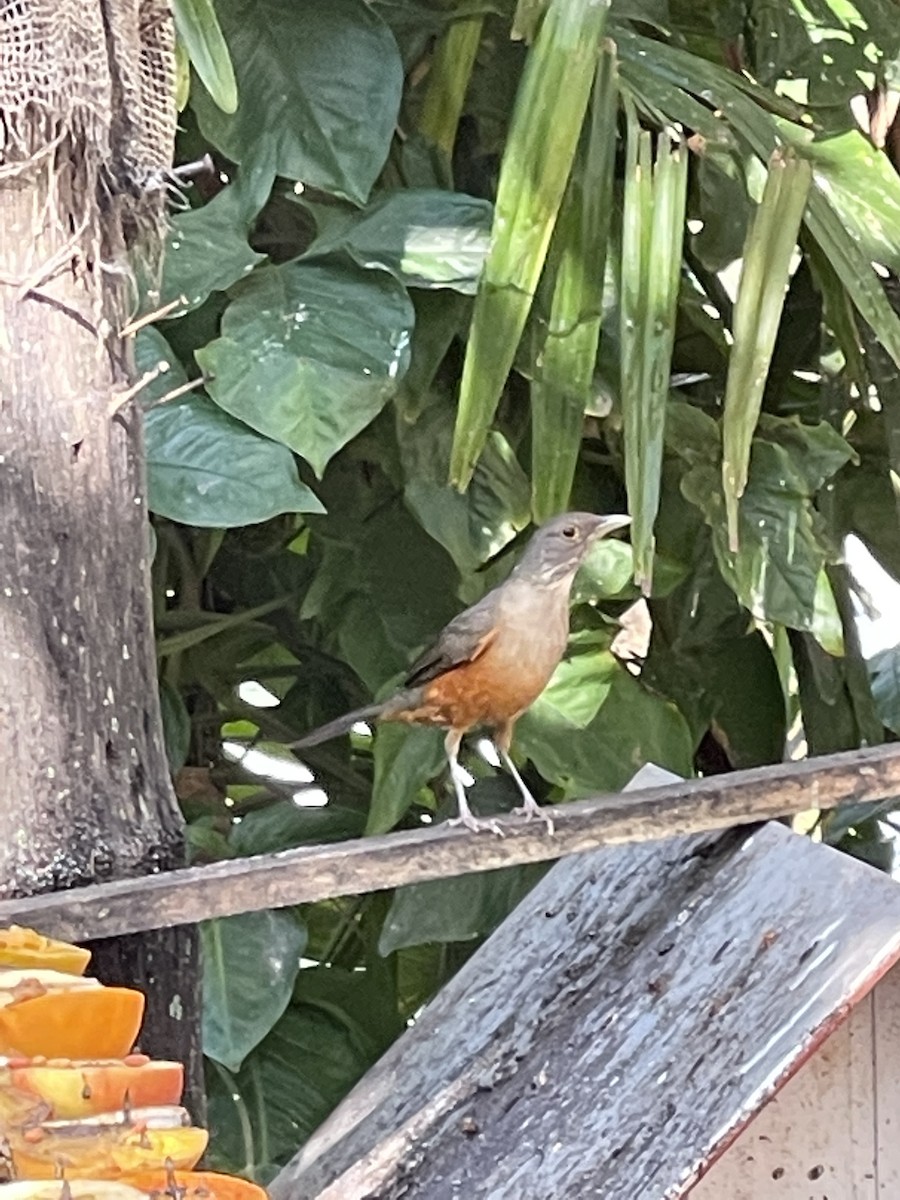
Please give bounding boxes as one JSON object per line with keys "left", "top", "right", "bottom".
{"left": 0, "top": 0, "right": 176, "bottom": 233}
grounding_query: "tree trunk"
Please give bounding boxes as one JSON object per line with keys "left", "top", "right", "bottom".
{"left": 0, "top": 1, "right": 202, "bottom": 1108}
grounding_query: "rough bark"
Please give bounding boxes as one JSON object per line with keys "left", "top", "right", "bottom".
{"left": 0, "top": 141, "right": 201, "bottom": 1102}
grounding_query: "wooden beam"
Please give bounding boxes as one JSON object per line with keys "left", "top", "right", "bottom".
{"left": 0, "top": 743, "right": 897, "bottom": 943}
{"left": 269, "top": 821, "right": 900, "bottom": 1200}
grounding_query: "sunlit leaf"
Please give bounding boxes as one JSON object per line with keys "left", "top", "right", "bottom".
{"left": 303, "top": 189, "right": 492, "bottom": 294}
{"left": 620, "top": 112, "right": 688, "bottom": 591}
{"left": 531, "top": 42, "right": 618, "bottom": 520}
{"left": 197, "top": 260, "right": 414, "bottom": 476}
{"left": 174, "top": 0, "right": 238, "bottom": 114}
{"left": 722, "top": 148, "right": 812, "bottom": 550}
{"left": 449, "top": 0, "right": 610, "bottom": 487}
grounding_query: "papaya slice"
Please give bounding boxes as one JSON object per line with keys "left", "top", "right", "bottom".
{"left": 0, "top": 1183, "right": 146, "bottom": 1198}
{"left": 8, "top": 1112, "right": 207, "bottom": 1179}
{"left": 5, "top": 1055, "right": 183, "bottom": 1119}
{"left": 0, "top": 927, "right": 91, "bottom": 976}
{"left": 0, "top": 986, "right": 144, "bottom": 1059}
{"left": 122, "top": 1169, "right": 269, "bottom": 1198}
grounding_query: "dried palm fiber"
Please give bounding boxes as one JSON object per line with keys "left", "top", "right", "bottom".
{"left": 0, "top": 0, "right": 176, "bottom": 261}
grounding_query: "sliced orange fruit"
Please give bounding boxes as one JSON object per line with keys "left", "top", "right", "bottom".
{"left": 0, "top": 927, "right": 91, "bottom": 976}
{"left": 4, "top": 1056, "right": 183, "bottom": 1119}
{"left": 8, "top": 1108, "right": 207, "bottom": 1178}
{"left": 0, "top": 1183, "right": 146, "bottom": 1198}
{"left": 122, "top": 1169, "right": 269, "bottom": 1198}
{"left": 0, "top": 984, "right": 144, "bottom": 1059}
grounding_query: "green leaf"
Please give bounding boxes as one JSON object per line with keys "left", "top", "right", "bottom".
{"left": 682, "top": 441, "right": 840, "bottom": 636}
{"left": 173, "top": 0, "right": 238, "bottom": 114}
{"left": 192, "top": 0, "right": 403, "bottom": 205}
{"left": 518, "top": 651, "right": 694, "bottom": 796}
{"left": 531, "top": 42, "right": 618, "bottom": 520}
{"left": 367, "top": 725, "right": 445, "bottom": 834}
{"left": 722, "top": 149, "right": 812, "bottom": 550}
{"left": 807, "top": 132, "right": 900, "bottom": 277}
{"left": 197, "top": 260, "right": 414, "bottom": 477}
{"left": 418, "top": 16, "right": 484, "bottom": 159}
{"left": 868, "top": 644, "right": 900, "bottom": 735}
{"left": 698, "top": 632, "right": 787, "bottom": 769}
{"left": 138, "top": 328, "right": 323, "bottom": 527}
{"left": 230, "top": 802, "right": 367, "bottom": 855}
{"left": 146, "top": 396, "right": 324, "bottom": 528}
{"left": 138, "top": 328, "right": 322, "bottom": 527}
{"left": 380, "top": 862, "right": 548, "bottom": 953}
{"left": 154, "top": 152, "right": 274, "bottom": 313}
{"left": 449, "top": 0, "right": 610, "bottom": 487}
{"left": 620, "top": 116, "right": 688, "bottom": 591}
{"left": 205, "top": 1000, "right": 378, "bottom": 1178}
{"left": 202, "top": 910, "right": 307, "bottom": 1072}
{"left": 756, "top": 413, "right": 858, "bottom": 492}
{"left": 303, "top": 189, "right": 492, "bottom": 294}
{"left": 398, "top": 398, "right": 531, "bottom": 574}
{"left": 812, "top": 569, "right": 845, "bottom": 658}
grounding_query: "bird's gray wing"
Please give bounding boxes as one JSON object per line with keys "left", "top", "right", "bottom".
{"left": 404, "top": 591, "right": 500, "bottom": 687}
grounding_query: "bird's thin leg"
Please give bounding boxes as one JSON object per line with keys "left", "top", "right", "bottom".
{"left": 495, "top": 723, "right": 554, "bottom": 836}
{"left": 444, "top": 730, "right": 504, "bottom": 837}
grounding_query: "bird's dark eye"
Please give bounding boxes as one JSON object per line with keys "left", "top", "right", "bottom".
{"left": 562, "top": 525, "right": 577, "bottom": 539}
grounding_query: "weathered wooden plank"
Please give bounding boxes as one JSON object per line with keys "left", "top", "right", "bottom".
{"left": 270, "top": 787, "right": 900, "bottom": 1199}
{"left": 0, "top": 743, "right": 896, "bottom": 942}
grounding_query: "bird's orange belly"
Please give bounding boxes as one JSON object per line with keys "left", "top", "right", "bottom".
{"left": 404, "top": 654, "right": 554, "bottom": 732}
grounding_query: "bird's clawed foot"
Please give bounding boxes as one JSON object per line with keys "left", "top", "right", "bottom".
{"left": 512, "top": 790, "right": 555, "bottom": 836}
{"left": 497, "top": 746, "right": 555, "bottom": 835}
{"left": 448, "top": 811, "right": 506, "bottom": 837}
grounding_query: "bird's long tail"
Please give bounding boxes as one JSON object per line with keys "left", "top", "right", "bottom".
{"left": 287, "top": 702, "right": 386, "bottom": 749}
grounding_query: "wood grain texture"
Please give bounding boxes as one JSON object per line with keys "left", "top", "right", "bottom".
{"left": 0, "top": 743, "right": 897, "bottom": 942}
{"left": 270, "top": 820, "right": 900, "bottom": 1200}
{"left": 0, "top": 142, "right": 200, "bottom": 1103}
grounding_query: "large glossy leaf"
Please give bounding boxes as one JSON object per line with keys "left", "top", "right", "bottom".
{"left": 192, "top": 0, "right": 403, "bottom": 205}
{"left": 303, "top": 189, "right": 492, "bottom": 294}
{"left": 202, "top": 910, "right": 307, "bottom": 1072}
{"left": 138, "top": 328, "right": 323, "bottom": 527}
{"left": 146, "top": 396, "right": 324, "bottom": 527}
{"left": 380, "top": 861, "right": 548, "bottom": 953}
{"left": 197, "top": 260, "right": 414, "bottom": 476}
{"left": 205, "top": 999, "right": 379, "bottom": 1179}
{"left": 229, "top": 801, "right": 367, "bottom": 854}
{"left": 682, "top": 440, "right": 849, "bottom": 638}
{"left": 155, "top": 150, "right": 274, "bottom": 313}
{"left": 517, "top": 651, "right": 694, "bottom": 796}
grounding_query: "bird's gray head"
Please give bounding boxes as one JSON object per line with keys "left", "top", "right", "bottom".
{"left": 511, "top": 512, "right": 632, "bottom": 586}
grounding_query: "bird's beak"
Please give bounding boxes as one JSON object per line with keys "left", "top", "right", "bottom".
{"left": 591, "top": 514, "right": 632, "bottom": 540}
